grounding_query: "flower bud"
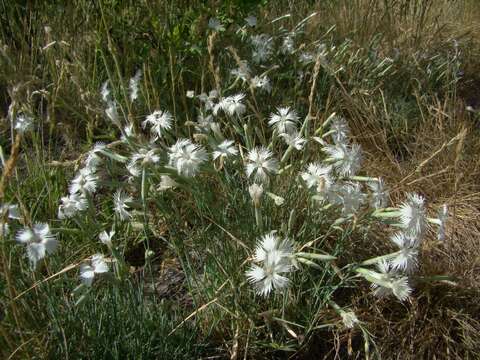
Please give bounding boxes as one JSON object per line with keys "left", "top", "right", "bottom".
{"left": 248, "top": 183, "right": 263, "bottom": 207}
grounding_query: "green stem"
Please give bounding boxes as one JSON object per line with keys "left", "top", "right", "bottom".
{"left": 280, "top": 145, "right": 294, "bottom": 164}
{"left": 328, "top": 299, "right": 341, "bottom": 312}
{"left": 254, "top": 205, "right": 263, "bottom": 231}
{"left": 360, "top": 251, "right": 402, "bottom": 266}
{"left": 141, "top": 167, "right": 147, "bottom": 205}
{"left": 320, "top": 129, "right": 335, "bottom": 138}
{"left": 371, "top": 209, "right": 401, "bottom": 218}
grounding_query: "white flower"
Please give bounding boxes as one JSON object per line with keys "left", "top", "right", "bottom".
{"left": 324, "top": 183, "right": 344, "bottom": 205}
{"left": 69, "top": 168, "right": 98, "bottom": 195}
{"left": 16, "top": 223, "right": 58, "bottom": 268}
{"left": 245, "top": 147, "right": 279, "bottom": 182}
{"left": 208, "top": 17, "right": 224, "bottom": 32}
{"left": 330, "top": 116, "right": 350, "bottom": 145}
{"left": 268, "top": 107, "right": 299, "bottom": 134}
{"left": 194, "top": 114, "right": 215, "bottom": 133}
{"left": 299, "top": 52, "right": 314, "bottom": 64}
{"left": 245, "top": 15, "right": 257, "bottom": 27}
{"left": 186, "top": 90, "right": 195, "bottom": 98}
{"left": 212, "top": 140, "right": 238, "bottom": 160}
{"left": 368, "top": 178, "right": 389, "bottom": 209}
{"left": 157, "top": 175, "right": 178, "bottom": 191}
{"left": 121, "top": 124, "right": 134, "bottom": 142}
{"left": 323, "top": 143, "right": 362, "bottom": 177}
{"left": 114, "top": 190, "right": 133, "bottom": 221}
{"left": 124, "top": 125, "right": 134, "bottom": 137}
{"left": 253, "top": 46, "right": 272, "bottom": 63}
{"left": 99, "top": 230, "right": 115, "bottom": 247}
{"left": 248, "top": 183, "right": 264, "bottom": 206}
{"left": 0, "top": 204, "right": 18, "bottom": 237}
{"left": 250, "top": 34, "right": 268, "bottom": 48}
{"left": 369, "top": 261, "right": 412, "bottom": 301}
{"left": 340, "top": 311, "right": 359, "bottom": 329}
{"left": 428, "top": 204, "right": 449, "bottom": 241}
{"left": 58, "top": 193, "right": 88, "bottom": 219}
{"left": 101, "top": 81, "right": 110, "bottom": 103}
{"left": 390, "top": 232, "right": 419, "bottom": 273}
{"left": 437, "top": 204, "right": 448, "bottom": 241}
{"left": 84, "top": 142, "right": 106, "bottom": 170}
{"left": 250, "top": 34, "right": 272, "bottom": 63}
{"left": 105, "top": 101, "right": 120, "bottom": 125}
{"left": 250, "top": 75, "right": 271, "bottom": 93}
{"left": 0, "top": 204, "right": 20, "bottom": 220}
{"left": 279, "top": 131, "right": 306, "bottom": 150}
{"left": 301, "top": 163, "right": 333, "bottom": 196}
{"left": 168, "top": 139, "right": 208, "bottom": 177}
{"left": 126, "top": 161, "right": 141, "bottom": 178}
{"left": 267, "top": 192, "right": 285, "bottom": 206}
{"left": 338, "top": 182, "right": 365, "bottom": 216}
{"left": 226, "top": 94, "right": 247, "bottom": 116}
{"left": 214, "top": 94, "right": 246, "bottom": 117}
{"left": 142, "top": 110, "right": 173, "bottom": 138}
{"left": 390, "top": 277, "right": 412, "bottom": 301}
{"left": 198, "top": 90, "right": 218, "bottom": 111}
{"left": 399, "top": 193, "right": 427, "bottom": 237}
{"left": 15, "top": 114, "right": 33, "bottom": 133}
{"left": 245, "top": 233, "right": 294, "bottom": 297}
{"left": 281, "top": 35, "right": 295, "bottom": 54}
{"left": 231, "top": 61, "right": 251, "bottom": 83}
{"left": 316, "top": 43, "right": 329, "bottom": 58}
{"left": 296, "top": 70, "right": 305, "bottom": 82}
{"left": 253, "top": 233, "right": 293, "bottom": 262}
{"left": 129, "top": 148, "right": 160, "bottom": 168}
{"left": 79, "top": 254, "right": 109, "bottom": 286}
{"left": 129, "top": 69, "right": 142, "bottom": 102}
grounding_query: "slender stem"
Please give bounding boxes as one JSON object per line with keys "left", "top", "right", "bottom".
{"left": 360, "top": 250, "right": 402, "bottom": 266}
{"left": 320, "top": 129, "right": 335, "bottom": 138}
{"left": 280, "top": 144, "right": 295, "bottom": 164}
{"left": 141, "top": 167, "right": 147, "bottom": 205}
{"left": 328, "top": 299, "right": 341, "bottom": 312}
{"left": 254, "top": 205, "right": 263, "bottom": 231}
{"left": 371, "top": 210, "right": 401, "bottom": 218}
{"left": 140, "top": 167, "right": 151, "bottom": 245}
{"left": 355, "top": 267, "right": 392, "bottom": 289}
{"left": 314, "top": 112, "right": 337, "bottom": 136}
{"left": 287, "top": 209, "right": 295, "bottom": 235}
{"left": 348, "top": 176, "right": 380, "bottom": 182}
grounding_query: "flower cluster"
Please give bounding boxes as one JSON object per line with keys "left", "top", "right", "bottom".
{"left": 6, "top": 13, "right": 451, "bottom": 342}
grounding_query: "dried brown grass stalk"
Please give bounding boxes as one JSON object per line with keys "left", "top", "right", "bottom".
{"left": 307, "top": 54, "right": 322, "bottom": 121}
{"left": 207, "top": 33, "right": 221, "bottom": 95}
{"left": 0, "top": 132, "right": 26, "bottom": 355}
{"left": 0, "top": 133, "right": 21, "bottom": 201}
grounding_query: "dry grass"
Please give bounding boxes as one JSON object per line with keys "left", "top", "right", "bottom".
{"left": 271, "top": 1, "right": 480, "bottom": 357}
{"left": 360, "top": 111, "right": 480, "bottom": 358}
{"left": 332, "top": 70, "right": 480, "bottom": 357}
